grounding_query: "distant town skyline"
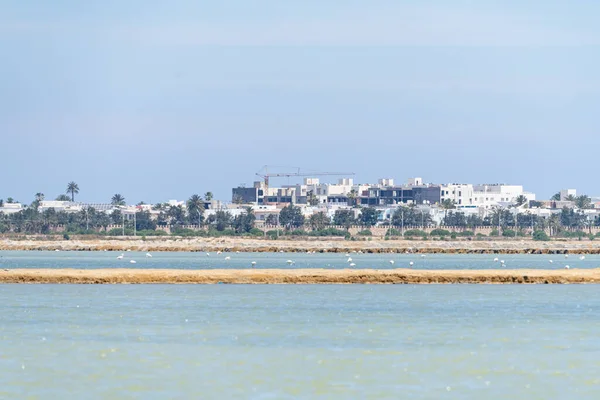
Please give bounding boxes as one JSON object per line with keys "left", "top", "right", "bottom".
{"left": 2, "top": 1, "right": 599, "bottom": 203}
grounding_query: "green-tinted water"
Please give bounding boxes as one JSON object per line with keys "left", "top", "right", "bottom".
{"left": 1, "top": 284, "right": 599, "bottom": 399}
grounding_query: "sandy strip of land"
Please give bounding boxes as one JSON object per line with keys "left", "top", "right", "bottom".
{"left": 0, "top": 268, "right": 599, "bottom": 284}
{"left": 2, "top": 237, "right": 600, "bottom": 254}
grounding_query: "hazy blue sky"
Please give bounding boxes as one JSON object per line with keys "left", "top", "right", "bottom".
{"left": 1, "top": 0, "right": 599, "bottom": 204}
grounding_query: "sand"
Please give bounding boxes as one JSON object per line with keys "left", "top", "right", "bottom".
{"left": 1, "top": 268, "right": 599, "bottom": 284}
{"left": 1, "top": 237, "right": 600, "bottom": 254}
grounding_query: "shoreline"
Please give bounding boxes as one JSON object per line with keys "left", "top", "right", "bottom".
{"left": 2, "top": 237, "right": 600, "bottom": 254}
{"left": 1, "top": 268, "right": 599, "bottom": 284}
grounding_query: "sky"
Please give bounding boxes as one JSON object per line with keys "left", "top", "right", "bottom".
{"left": 1, "top": 0, "right": 599, "bottom": 204}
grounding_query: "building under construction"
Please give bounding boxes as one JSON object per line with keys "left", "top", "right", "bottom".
{"left": 231, "top": 167, "right": 442, "bottom": 206}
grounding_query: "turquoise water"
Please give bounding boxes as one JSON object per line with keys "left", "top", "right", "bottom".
{"left": 0, "top": 250, "right": 595, "bottom": 270}
{"left": 1, "top": 285, "right": 600, "bottom": 399}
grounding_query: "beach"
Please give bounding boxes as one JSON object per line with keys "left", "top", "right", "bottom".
{"left": 1, "top": 268, "right": 598, "bottom": 284}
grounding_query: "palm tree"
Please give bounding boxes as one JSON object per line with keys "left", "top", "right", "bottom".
{"left": 111, "top": 194, "right": 126, "bottom": 206}
{"left": 35, "top": 193, "right": 45, "bottom": 202}
{"left": 550, "top": 192, "right": 561, "bottom": 201}
{"left": 233, "top": 195, "right": 244, "bottom": 205}
{"left": 6, "top": 197, "right": 14, "bottom": 204}
{"left": 0, "top": 199, "right": 4, "bottom": 208}
{"left": 575, "top": 195, "right": 592, "bottom": 210}
{"left": 565, "top": 194, "right": 576, "bottom": 202}
{"left": 307, "top": 190, "right": 319, "bottom": 206}
{"left": 346, "top": 189, "right": 358, "bottom": 206}
{"left": 515, "top": 195, "right": 528, "bottom": 207}
{"left": 440, "top": 199, "right": 456, "bottom": 223}
{"left": 55, "top": 194, "right": 71, "bottom": 201}
{"left": 204, "top": 192, "right": 213, "bottom": 202}
{"left": 187, "top": 194, "right": 205, "bottom": 225}
{"left": 66, "top": 182, "right": 79, "bottom": 202}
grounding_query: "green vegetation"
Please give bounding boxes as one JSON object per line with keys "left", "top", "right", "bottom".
{"left": 430, "top": 229, "right": 451, "bottom": 237}
{"left": 533, "top": 230, "right": 550, "bottom": 241}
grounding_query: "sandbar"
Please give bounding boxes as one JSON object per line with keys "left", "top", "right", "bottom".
{"left": 0, "top": 268, "right": 599, "bottom": 284}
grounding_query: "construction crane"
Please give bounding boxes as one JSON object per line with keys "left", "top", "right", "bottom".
{"left": 255, "top": 165, "right": 355, "bottom": 190}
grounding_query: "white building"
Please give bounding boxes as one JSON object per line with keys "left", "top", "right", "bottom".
{"left": 440, "top": 183, "right": 536, "bottom": 209}
{"left": 0, "top": 202, "right": 24, "bottom": 215}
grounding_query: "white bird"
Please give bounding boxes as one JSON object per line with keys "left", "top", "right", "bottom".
{"left": 117, "top": 254, "right": 124, "bottom": 260}
{"left": 130, "top": 260, "right": 136, "bottom": 264}
{"left": 236, "top": 251, "right": 240, "bottom": 253}
{"left": 251, "top": 261, "right": 257, "bottom": 266}
{"left": 580, "top": 256, "right": 586, "bottom": 261}
{"left": 347, "top": 257, "right": 353, "bottom": 263}
{"left": 421, "top": 254, "right": 426, "bottom": 258}
{"left": 126, "top": 249, "right": 131, "bottom": 252}
{"left": 409, "top": 261, "right": 414, "bottom": 266}
{"left": 345, "top": 253, "right": 350, "bottom": 257}
{"left": 146, "top": 253, "right": 152, "bottom": 258}
{"left": 224, "top": 256, "right": 231, "bottom": 261}
{"left": 565, "top": 254, "right": 569, "bottom": 258}
{"left": 389, "top": 260, "right": 395, "bottom": 265}
{"left": 500, "top": 260, "right": 505, "bottom": 264}
{"left": 549, "top": 260, "right": 554, "bottom": 264}
{"left": 565, "top": 265, "right": 570, "bottom": 269}
{"left": 358, "top": 250, "right": 363, "bottom": 254}
{"left": 55, "top": 249, "right": 60, "bottom": 252}
{"left": 286, "top": 260, "right": 294, "bottom": 265}
{"left": 217, "top": 251, "right": 222, "bottom": 255}
{"left": 349, "top": 263, "right": 356, "bottom": 267}
{"left": 494, "top": 257, "right": 499, "bottom": 262}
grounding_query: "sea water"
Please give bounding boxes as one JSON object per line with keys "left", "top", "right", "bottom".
{"left": 0, "top": 250, "right": 594, "bottom": 270}
{"left": 1, "top": 284, "right": 600, "bottom": 399}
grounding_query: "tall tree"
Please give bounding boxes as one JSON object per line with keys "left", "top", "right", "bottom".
{"left": 307, "top": 190, "right": 319, "bottom": 206}
{"left": 279, "top": 205, "right": 305, "bottom": 229}
{"left": 66, "top": 182, "right": 79, "bottom": 202}
{"left": 6, "top": 197, "right": 14, "bottom": 204}
{"left": 440, "top": 199, "right": 456, "bottom": 220}
{"left": 208, "top": 211, "right": 232, "bottom": 231}
{"left": 233, "top": 207, "right": 256, "bottom": 233}
{"left": 346, "top": 189, "right": 358, "bottom": 207}
{"left": 111, "top": 194, "right": 126, "bottom": 206}
{"left": 308, "top": 212, "right": 330, "bottom": 230}
{"left": 35, "top": 193, "right": 45, "bottom": 202}
{"left": 204, "top": 192, "right": 213, "bottom": 202}
{"left": 333, "top": 209, "right": 356, "bottom": 227}
{"left": 515, "top": 195, "right": 528, "bottom": 206}
{"left": 358, "top": 207, "right": 379, "bottom": 226}
{"left": 575, "top": 195, "right": 592, "bottom": 210}
{"left": 0, "top": 199, "right": 3, "bottom": 208}
{"left": 565, "top": 194, "right": 576, "bottom": 202}
{"left": 186, "top": 194, "right": 205, "bottom": 225}
{"left": 550, "top": 192, "right": 561, "bottom": 201}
